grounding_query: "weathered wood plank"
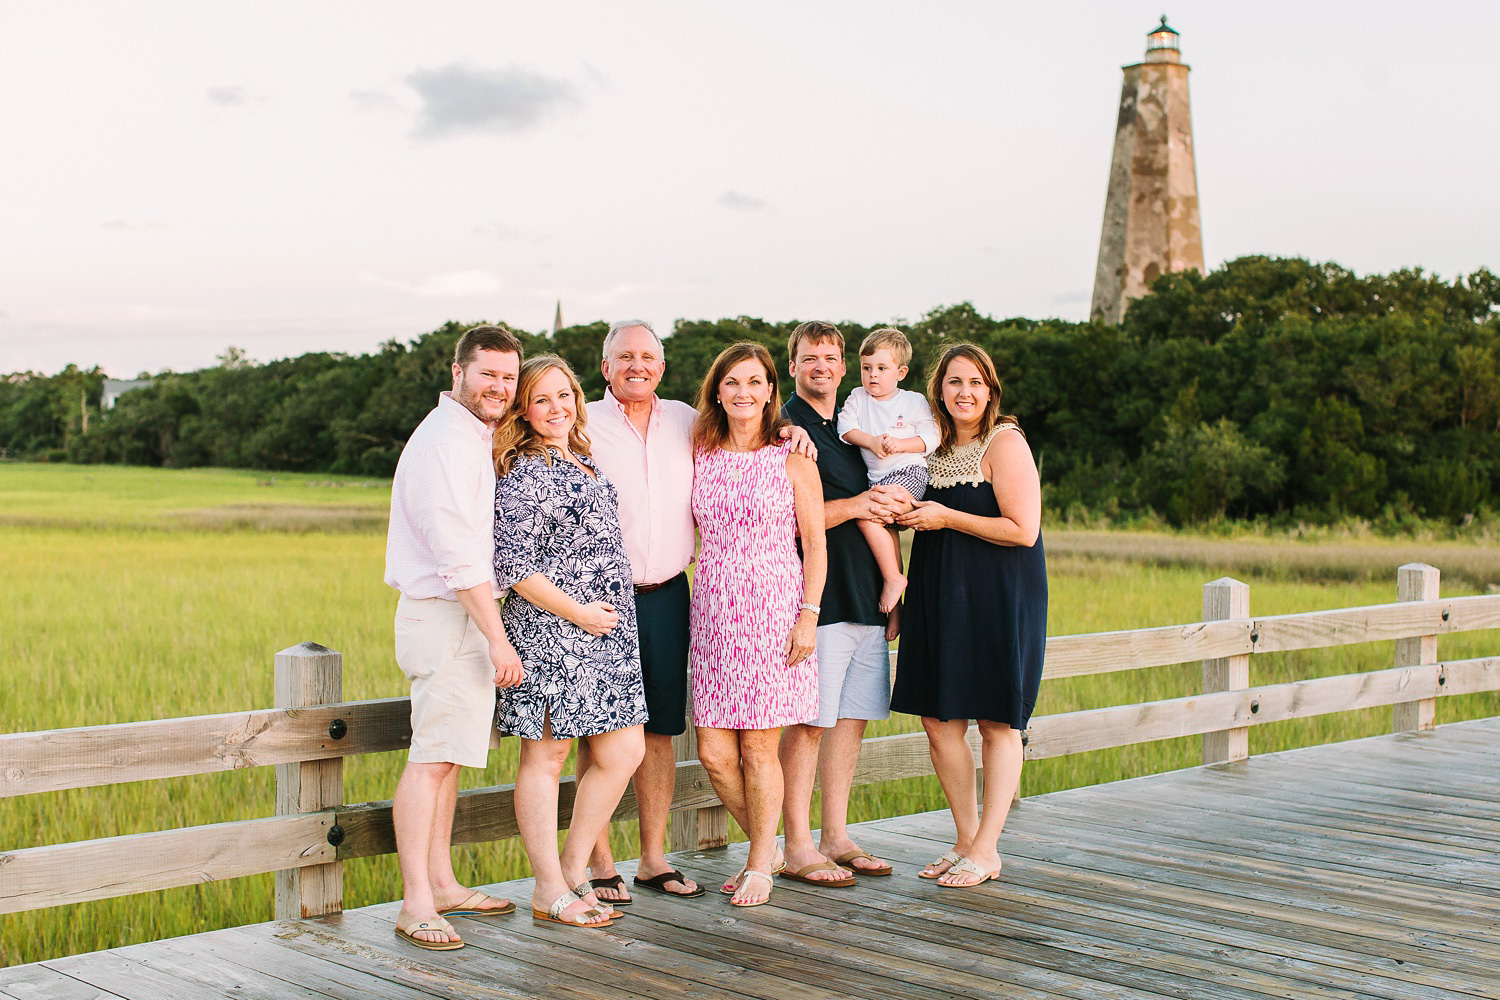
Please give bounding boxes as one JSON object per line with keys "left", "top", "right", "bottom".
{"left": 274, "top": 642, "right": 344, "bottom": 920}
{"left": 1025, "top": 657, "right": 1500, "bottom": 758}
{"left": 1041, "top": 619, "right": 1252, "bottom": 677}
{"left": 886, "top": 820, "right": 1500, "bottom": 991}
{"left": 0, "top": 815, "right": 333, "bottom": 914}
{"left": 604, "top": 859, "right": 1106, "bottom": 1000}
{"left": 38, "top": 953, "right": 225, "bottom": 1000}
{"left": 1393, "top": 564, "right": 1442, "bottom": 733}
{"left": 327, "top": 908, "right": 677, "bottom": 1000}
{"left": 847, "top": 826, "right": 1489, "bottom": 998}
{"left": 0, "top": 698, "right": 411, "bottom": 797}
{"left": 208, "top": 926, "right": 455, "bottom": 1000}
{"left": 1039, "top": 593, "right": 1500, "bottom": 678}
{"left": 370, "top": 891, "right": 831, "bottom": 1000}
{"left": 111, "top": 935, "right": 334, "bottom": 999}
{"left": 685, "top": 850, "right": 1366, "bottom": 1000}
{"left": 1201, "top": 578, "right": 1250, "bottom": 763}
{"left": 0, "top": 965, "right": 122, "bottom": 999}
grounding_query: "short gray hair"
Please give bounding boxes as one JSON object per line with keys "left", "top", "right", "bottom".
{"left": 602, "top": 319, "right": 664, "bottom": 360}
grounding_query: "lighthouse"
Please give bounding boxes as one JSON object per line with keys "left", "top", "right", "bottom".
{"left": 1090, "top": 16, "right": 1205, "bottom": 325}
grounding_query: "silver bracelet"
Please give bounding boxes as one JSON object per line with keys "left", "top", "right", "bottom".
{"left": 800, "top": 602, "right": 821, "bottom": 615}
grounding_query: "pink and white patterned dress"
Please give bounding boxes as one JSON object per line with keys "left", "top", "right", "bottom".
{"left": 689, "top": 440, "right": 818, "bottom": 729}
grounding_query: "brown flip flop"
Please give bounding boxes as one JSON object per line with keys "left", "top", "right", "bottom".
{"left": 833, "top": 850, "right": 893, "bottom": 877}
{"left": 777, "top": 860, "right": 857, "bottom": 887}
{"left": 437, "top": 890, "right": 516, "bottom": 917}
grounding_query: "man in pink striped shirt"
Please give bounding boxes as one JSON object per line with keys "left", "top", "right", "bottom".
{"left": 385, "top": 324, "right": 524, "bottom": 950}
{"left": 576, "top": 319, "right": 703, "bottom": 901}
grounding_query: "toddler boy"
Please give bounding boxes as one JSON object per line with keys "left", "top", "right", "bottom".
{"left": 837, "top": 328, "right": 938, "bottom": 613}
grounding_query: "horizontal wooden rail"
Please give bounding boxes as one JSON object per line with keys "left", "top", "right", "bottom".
{"left": 1040, "top": 593, "right": 1500, "bottom": 678}
{"left": 10, "top": 593, "right": 1499, "bottom": 798}
{"left": 1024, "top": 655, "right": 1500, "bottom": 759}
{"left": 4, "top": 575, "right": 1499, "bottom": 918}
{"left": 0, "top": 815, "right": 336, "bottom": 915}
{"left": 0, "top": 698, "right": 413, "bottom": 798}
{"left": 13, "top": 655, "right": 1493, "bottom": 913}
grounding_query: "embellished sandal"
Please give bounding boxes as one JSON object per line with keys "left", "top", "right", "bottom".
{"left": 574, "top": 882, "right": 625, "bottom": 919}
{"left": 918, "top": 850, "right": 962, "bottom": 879}
{"left": 934, "top": 856, "right": 1000, "bottom": 888}
{"left": 532, "top": 891, "right": 615, "bottom": 928}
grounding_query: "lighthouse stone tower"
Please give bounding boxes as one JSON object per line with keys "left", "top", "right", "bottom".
{"left": 1090, "top": 16, "right": 1205, "bottom": 325}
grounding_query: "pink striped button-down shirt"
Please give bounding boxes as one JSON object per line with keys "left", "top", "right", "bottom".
{"left": 384, "top": 392, "right": 498, "bottom": 600}
{"left": 586, "top": 389, "right": 696, "bottom": 587}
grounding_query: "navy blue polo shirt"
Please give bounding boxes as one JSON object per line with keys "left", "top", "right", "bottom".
{"left": 782, "top": 393, "right": 885, "bottom": 628}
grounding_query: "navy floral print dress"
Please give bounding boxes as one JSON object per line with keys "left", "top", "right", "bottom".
{"left": 493, "top": 449, "right": 647, "bottom": 740}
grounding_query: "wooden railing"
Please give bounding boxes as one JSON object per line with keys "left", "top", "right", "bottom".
{"left": 3, "top": 562, "right": 1498, "bottom": 921}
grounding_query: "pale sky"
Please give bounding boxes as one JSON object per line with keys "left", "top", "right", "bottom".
{"left": 3, "top": 1, "right": 1496, "bottom": 377}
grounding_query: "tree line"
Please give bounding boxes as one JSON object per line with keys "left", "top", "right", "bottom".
{"left": 4, "top": 256, "right": 1497, "bottom": 526}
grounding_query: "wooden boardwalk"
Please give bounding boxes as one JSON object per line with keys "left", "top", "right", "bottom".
{"left": 5, "top": 718, "right": 1497, "bottom": 1000}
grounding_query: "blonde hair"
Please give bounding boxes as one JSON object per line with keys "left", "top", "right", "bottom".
{"left": 494, "top": 355, "right": 592, "bottom": 477}
{"left": 859, "top": 327, "right": 912, "bottom": 367}
{"left": 692, "top": 342, "right": 789, "bottom": 455}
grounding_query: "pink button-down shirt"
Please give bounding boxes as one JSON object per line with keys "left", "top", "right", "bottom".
{"left": 384, "top": 392, "right": 498, "bottom": 600}
{"left": 586, "top": 389, "right": 697, "bottom": 587}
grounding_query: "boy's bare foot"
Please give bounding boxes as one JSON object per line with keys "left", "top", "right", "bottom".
{"left": 878, "top": 575, "right": 907, "bottom": 614}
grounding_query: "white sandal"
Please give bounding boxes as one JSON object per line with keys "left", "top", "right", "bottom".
{"left": 532, "top": 891, "right": 614, "bottom": 927}
{"left": 729, "top": 869, "right": 774, "bottom": 908}
{"left": 574, "top": 882, "right": 624, "bottom": 918}
{"left": 918, "top": 850, "right": 962, "bottom": 879}
{"left": 934, "top": 856, "right": 1000, "bottom": 888}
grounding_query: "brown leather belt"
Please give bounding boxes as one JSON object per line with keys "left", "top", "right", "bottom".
{"left": 634, "top": 573, "right": 682, "bottom": 595}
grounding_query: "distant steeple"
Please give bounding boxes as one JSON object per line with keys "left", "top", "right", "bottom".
{"left": 552, "top": 300, "right": 563, "bottom": 334}
{"left": 1090, "top": 15, "right": 1205, "bottom": 324}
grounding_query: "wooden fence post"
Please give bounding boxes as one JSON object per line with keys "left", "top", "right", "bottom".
{"left": 670, "top": 714, "right": 728, "bottom": 852}
{"left": 274, "top": 642, "right": 344, "bottom": 919}
{"left": 1202, "top": 577, "right": 1250, "bottom": 764}
{"left": 1394, "top": 563, "right": 1440, "bottom": 733}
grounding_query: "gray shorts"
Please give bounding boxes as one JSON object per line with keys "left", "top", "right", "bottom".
{"left": 812, "top": 622, "right": 892, "bottom": 728}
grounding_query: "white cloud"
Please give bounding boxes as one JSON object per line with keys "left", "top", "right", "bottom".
{"left": 207, "top": 85, "right": 251, "bottom": 106}
{"left": 717, "top": 190, "right": 769, "bottom": 212}
{"left": 102, "top": 220, "right": 167, "bottom": 232}
{"left": 406, "top": 64, "right": 578, "bottom": 137}
{"left": 360, "top": 270, "right": 503, "bottom": 298}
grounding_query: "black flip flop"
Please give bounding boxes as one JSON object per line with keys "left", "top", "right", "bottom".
{"left": 589, "top": 873, "right": 633, "bottom": 905}
{"left": 632, "top": 869, "right": 706, "bottom": 898}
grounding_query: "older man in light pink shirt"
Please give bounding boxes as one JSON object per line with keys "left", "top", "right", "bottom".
{"left": 574, "top": 319, "right": 704, "bottom": 900}
{"left": 385, "top": 324, "right": 524, "bottom": 950}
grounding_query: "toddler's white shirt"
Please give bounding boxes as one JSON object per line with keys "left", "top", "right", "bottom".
{"left": 837, "top": 387, "right": 940, "bottom": 483}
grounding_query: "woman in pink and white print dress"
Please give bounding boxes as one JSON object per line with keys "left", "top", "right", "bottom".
{"left": 689, "top": 342, "right": 826, "bottom": 908}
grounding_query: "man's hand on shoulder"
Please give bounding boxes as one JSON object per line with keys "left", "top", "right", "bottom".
{"left": 779, "top": 424, "right": 818, "bottom": 461}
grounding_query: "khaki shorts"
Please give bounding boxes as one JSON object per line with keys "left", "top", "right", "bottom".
{"left": 394, "top": 594, "right": 496, "bottom": 768}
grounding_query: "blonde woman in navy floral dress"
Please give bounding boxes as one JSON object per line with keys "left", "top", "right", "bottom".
{"left": 493, "top": 356, "right": 647, "bottom": 930}
{"left": 688, "top": 342, "right": 827, "bottom": 908}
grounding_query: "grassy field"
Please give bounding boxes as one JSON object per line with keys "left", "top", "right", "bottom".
{"left": 3, "top": 462, "right": 1497, "bottom": 966}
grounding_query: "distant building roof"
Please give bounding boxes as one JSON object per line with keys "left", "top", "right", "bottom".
{"left": 101, "top": 378, "right": 153, "bottom": 409}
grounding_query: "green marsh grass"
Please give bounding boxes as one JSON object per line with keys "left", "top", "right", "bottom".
{"left": 2, "top": 463, "right": 1497, "bottom": 965}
